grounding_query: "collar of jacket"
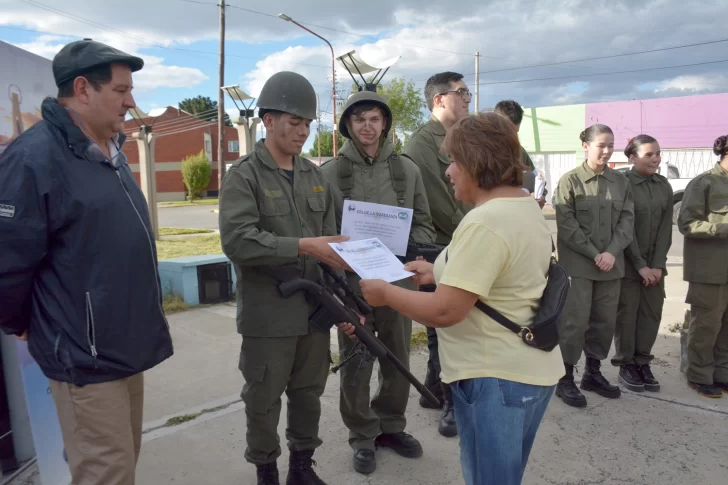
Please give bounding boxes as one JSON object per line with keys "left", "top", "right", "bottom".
{"left": 339, "top": 137, "right": 395, "bottom": 165}
{"left": 254, "top": 139, "right": 311, "bottom": 172}
{"left": 41, "top": 97, "right": 127, "bottom": 162}
{"left": 424, "top": 114, "right": 446, "bottom": 136}
{"left": 711, "top": 162, "right": 728, "bottom": 179}
{"left": 577, "top": 160, "right": 615, "bottom": 183}
{"left": 628, "top": 166, "right": 657, "bottom": 184}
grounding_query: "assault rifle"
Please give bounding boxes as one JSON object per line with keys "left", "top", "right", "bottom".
{"left": 272, "top": 262, "right": 440, "bottom": 408}
{"left": 401, "top": 241, "right": 446, "bottom": 264}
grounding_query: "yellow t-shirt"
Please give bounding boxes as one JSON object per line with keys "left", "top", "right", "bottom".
{"left": 433, "top": 197, "right": 564, "bottom": 386}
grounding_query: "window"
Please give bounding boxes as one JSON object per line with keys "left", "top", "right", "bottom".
{"left": 228, "top": 140, "right": 239, "bottom": 153}
{"left": 203, "top": 133, "right": 213, "bottom": 162}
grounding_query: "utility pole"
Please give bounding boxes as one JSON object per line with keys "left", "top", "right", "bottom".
{"left": 316, "top": 92, "right": 321, "bottom": 163}
{"left": 217, "top": 0, "right": 226, "bottom": 192}
{"left": 474, "top": 51, "right": 480, "bottom": 112}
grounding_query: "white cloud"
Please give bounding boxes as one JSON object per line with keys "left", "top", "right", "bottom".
{"left": 9, "top": 36, "right": 208, "bottom": 93}
{"left": 2, "top": 0, "right": 728, "bottom": 111}
{"left": 655, "top": 75, "right": 728, "bottom": 93}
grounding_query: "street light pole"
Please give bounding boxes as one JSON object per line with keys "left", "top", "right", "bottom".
{"left": 279, "top": 13, "right": 337, "bottom": 156}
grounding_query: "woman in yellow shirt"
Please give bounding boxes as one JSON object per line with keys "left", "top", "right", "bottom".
{"left": 352, "top": 112, "right": 564, "bottom": 485}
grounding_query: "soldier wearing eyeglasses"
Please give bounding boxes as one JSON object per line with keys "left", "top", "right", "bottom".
{"left": 403, "top": 71, "right": 473, "bottom": 438}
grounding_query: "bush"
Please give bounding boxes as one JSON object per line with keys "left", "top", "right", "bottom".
{"left": 181, "top": 150, "right": 212, "bottom": 201}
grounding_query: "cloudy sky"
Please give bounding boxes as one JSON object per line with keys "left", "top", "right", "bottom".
{"left": 2, "top": 0, "right": 728, "bottom": 150}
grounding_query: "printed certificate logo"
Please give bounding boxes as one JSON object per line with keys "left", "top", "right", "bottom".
{"left": 398, "top": 211, "right": 409, "bottom": 221}
{"left": 348, "top": 204, "right": 356, "bottom": 212}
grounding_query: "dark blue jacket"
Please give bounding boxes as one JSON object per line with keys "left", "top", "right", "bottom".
{"left": 0, "top": 98, "right": 173, "bottom": 386}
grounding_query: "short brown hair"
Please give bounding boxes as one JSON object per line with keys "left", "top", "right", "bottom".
{"left": 442, "top": 112, "right": 524, "bottom": 190}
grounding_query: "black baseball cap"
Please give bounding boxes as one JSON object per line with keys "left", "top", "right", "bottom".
{"left": 52, "top": 38, "right": 144, "bottom": 87}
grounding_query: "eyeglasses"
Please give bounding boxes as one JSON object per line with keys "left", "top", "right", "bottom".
{"left": 438, "top": 89, "right": 472, "bottom": 101}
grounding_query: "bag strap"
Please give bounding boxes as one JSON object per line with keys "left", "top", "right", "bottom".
{"left": 445, "top": 250, "right": 522, "bottom": 336}
{"left": 388, "top": 154, "right": 407, "bottom": 207}
{"left": 336, "top": 155, "right": 355, "bottom": 199}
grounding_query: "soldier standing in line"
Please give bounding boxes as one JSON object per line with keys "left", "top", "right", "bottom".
{"left": 321, "top": 90, "right": 435, "bottom": 474}
{"left": 218, "top": 71, "right": 349, "bottom": 485}
{"left": 553, "top": 124, "right": 635, "bottom": 408}
{"left": 403, "top": 71, "right": 472, "bottom": 438}
{"left": 493, "top": 99, "right": 547, "bottom": 209}
{"left": 611, "top": 135, "right": 673, "bottom": 393}
{"left": 677, "top": 133, "right": 728, "bottom": 399}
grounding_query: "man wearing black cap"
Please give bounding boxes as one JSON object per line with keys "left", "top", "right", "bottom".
{"left": 0, "top": 39, "right": 173, "bottom": 485}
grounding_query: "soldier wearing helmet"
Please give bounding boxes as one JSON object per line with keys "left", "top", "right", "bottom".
{"left": 320, "top": 90, "right": 435, "bottom": 475}
{"left": 218, "top": 71, "right": 349, "bottom": 485}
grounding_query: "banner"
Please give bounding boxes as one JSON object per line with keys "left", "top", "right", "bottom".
{"left": 15, "top": 342, "right": 71, "bottom": 485}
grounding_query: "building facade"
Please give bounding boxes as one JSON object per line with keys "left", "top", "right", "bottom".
{"left": 122, "top": 107, "right": 240, "bottom": 201}
{"left": 514, "top": 92, "right": 728, "bottom": 195}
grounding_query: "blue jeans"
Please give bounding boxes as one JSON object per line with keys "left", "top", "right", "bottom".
{"left": 450, "top": 377, "right": 555, "bottom": 485}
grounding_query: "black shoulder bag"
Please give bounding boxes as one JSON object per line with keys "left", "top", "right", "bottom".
{"left": 445, "top": 239, "right": 569, "bottom": 352}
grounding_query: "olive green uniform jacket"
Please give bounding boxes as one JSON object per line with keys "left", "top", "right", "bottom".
{"left": 218, "top": 140, "right": 339, "bottom": 338}
{"left": 403, "top": 115, "right": 472, "bottom": 244}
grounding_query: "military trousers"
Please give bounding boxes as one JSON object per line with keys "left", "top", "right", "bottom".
{"left": 239, "top": 331, "right": 330, "bottom": 465}
{"left": 338, "top": 304, "right": 413, "bottom": 451}
{"left": 558, "top": 277, "right": 621, "bottom": 366}
{"left": 612, "top": 277, "right": 665, "bottom": 366}
{"left": 685, "top": 282, "right": 728, "bottom": 385}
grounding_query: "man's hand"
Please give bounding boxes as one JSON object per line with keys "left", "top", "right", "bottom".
{"left": 14, "top": 330, "right": 28, "bottom": 341}
{"left": 594, "top": 252, "right": 616, "bottom": 272}
{"left": 338, "top": 314, "right": 365, "bottom": 341}
{"left": 638, "top": 267, "right": 657, "bottom": 286}
{"left": 650, "top": 268, "right": 663, "bottom": 283}
{"left": 299, "top": 235, "right": 351, "bottom": 270}
{"left": 404, "top": 259, "right": 436, "bottom": 286}
{"left": 359, "top": 279, "right": 390, "bottom": 307}
{"left": 537, "top": 196, "right": 546, "bottom": 209}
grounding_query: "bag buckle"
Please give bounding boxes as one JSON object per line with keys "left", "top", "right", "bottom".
{"left": 519, "top": 327, "right": 534, "bottom": 342}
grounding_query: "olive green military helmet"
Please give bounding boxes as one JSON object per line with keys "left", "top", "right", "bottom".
{"left": 256, "top": 71, "right": 317, "bottom": 120}
{"left": 338, "top": 91, "right": 393, "bottom": 140}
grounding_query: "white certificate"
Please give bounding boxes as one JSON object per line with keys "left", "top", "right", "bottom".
{"left": 341, "top": 200, "right": 413, "bottom": 257}
{"left": 329, "top": 238, "right": 415, "bottom": 283}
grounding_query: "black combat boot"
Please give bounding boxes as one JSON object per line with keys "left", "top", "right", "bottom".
{"left": 256, "top": 462, "right": 280, "bottom": 485}
{"left": 419, "top": 365, "right": 444, "bottom": 409}
{"left": 438, "top": 382, "right": 457, "bottom": 437}
{"left": 637, "top": 364, "right": 660, "bottom": 392}
{"left": 555, "top": 364, "right": 587, "bottom": 408}
{"left": 618, "top": 364, "right": 645, "bottom": 392}
{"left": 374, "top": 431, "right": 423, "bottom": 458}
{"left": 581, "top": 357, "right": 621, "bottom": 398}
{"left": 352, "top": 449, "right": 376, "bottom": 475}
{"left": 286, "top": 450, "right": 327, "bottom": 485}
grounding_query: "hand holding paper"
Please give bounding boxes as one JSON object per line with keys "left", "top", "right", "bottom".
{"left": 328, "top": 238, "right": 414, "bottom": 283}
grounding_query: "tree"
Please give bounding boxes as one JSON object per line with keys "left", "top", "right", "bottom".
{"left": 348, "top": 77, "right": 426, "bottom": 143}
{"left": 181, "top": 150, "right": 212, "bottom": 201}
{"left": 308, "top": 129, "right": 345, "bottom": 158}
{"left": 178, "top": 95, "right": 232, "bottom": 126}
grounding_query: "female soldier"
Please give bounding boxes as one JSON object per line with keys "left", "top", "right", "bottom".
{"left": 553, "top": 124, "right": 635, "bottom": 408}
{"left": 612, "top": 135, "right": 673, "bottom": 393}
{"left": 678, "top": 134, "right": 728, "bottom": 398}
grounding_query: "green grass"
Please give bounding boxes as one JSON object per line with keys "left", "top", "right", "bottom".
{"left": 162, "top": 294, "right": 190, "bottom": 315}
{"left": 411, "top": 328, "right": 428, "bottom": 349}
{"left": 159, "top": 227, "right": 215, "bottom": 236}
{"left": 158, "top": 198, "right": 219, "bottom": 207}
{"left": 165, "top": 413, "right": 201, "bottom": 426}
{"left": 157, "top": 235, "right": 223, "bottom": 260}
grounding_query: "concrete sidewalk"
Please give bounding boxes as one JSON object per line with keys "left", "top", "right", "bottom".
{"left": 11, "top": 259, "right": 728, "bottom": 484}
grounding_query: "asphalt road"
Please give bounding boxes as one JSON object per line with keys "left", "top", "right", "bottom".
{"left": 158, "top": 204, "right": 685, "bottom": 260}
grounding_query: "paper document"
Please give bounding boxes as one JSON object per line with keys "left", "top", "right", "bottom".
{"left": 329, "top": 238, "right": 414, "bottom": 283}
{"left": 340, "top": 200, "right": 413, "bottom": 256}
